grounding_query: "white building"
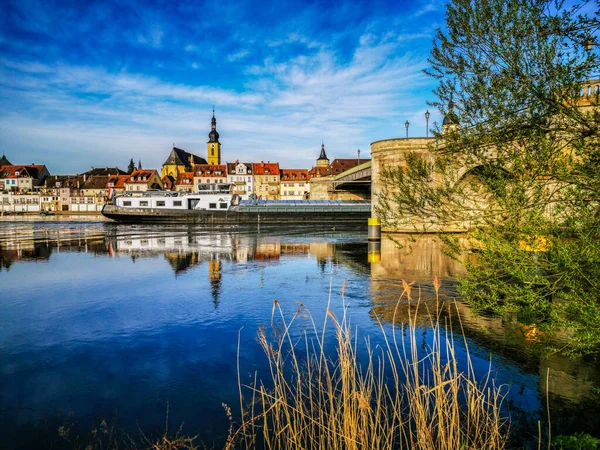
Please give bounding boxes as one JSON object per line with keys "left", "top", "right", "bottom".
{"left": 227, "top": 162, "right": 254, "bottom": 200}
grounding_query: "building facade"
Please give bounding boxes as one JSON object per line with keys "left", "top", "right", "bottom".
{"left": 227, "top": 162, "right": 254, "bottom": 199}
{"left": 280, "top": 169, "right": 310, "bottom": 200}
{"left": 253, "top": 162, "right": 280, "bottom": 200}
{"left": 193, "top": 164, "right": 227, "bottom": 193}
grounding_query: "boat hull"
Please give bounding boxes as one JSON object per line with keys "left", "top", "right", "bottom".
{"left": 101, "top": 204, "right": 371, "bottom": 225}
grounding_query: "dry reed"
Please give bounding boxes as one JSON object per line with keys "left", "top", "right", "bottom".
{"left": 229, "top": 278, "right": 509, "bottom": 450}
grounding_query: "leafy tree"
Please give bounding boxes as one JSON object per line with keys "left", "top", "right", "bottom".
{"left": 127, "top": 158, "right": 136, "bottom": 174}
{"left": 378, "top": 0, "right": 600, "bottom": 354}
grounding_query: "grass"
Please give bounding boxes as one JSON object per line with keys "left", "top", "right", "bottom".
{"left": 229, "top": 277, "right": 510, "bottom": 450}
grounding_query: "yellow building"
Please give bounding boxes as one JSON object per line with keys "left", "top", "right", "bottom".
{"left": 207, "top": 110, "right": 221, "bottom": 165}
{"left": 161, "top": 147, "right": 207, "bottom": 179}
{"left": 252, "top": 162, "right": 280, "bottom": 200}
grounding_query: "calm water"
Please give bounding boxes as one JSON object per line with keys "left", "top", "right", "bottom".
{"left": 0, "top": 219, "right": 599, "bottom": 448}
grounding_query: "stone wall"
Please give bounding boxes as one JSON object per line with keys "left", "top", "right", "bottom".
{"left": 370, "top": 137, "right": 445, "bottom": 232}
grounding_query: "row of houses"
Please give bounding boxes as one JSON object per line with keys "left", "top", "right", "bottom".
{"left": 0, "top": 142, "right": 368, "bottom": 213}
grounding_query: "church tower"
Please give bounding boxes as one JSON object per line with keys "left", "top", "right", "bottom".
{"left": 442, "top": 100, "right": 459, "bottom": 134}
{"left": 207, "top": 109, "right": 221, "bottom": 165}
{"left": 316, "top": 141, "right": 329, "bottom": 167}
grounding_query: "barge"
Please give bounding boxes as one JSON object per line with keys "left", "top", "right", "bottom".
{"left": 101, "top": 190, "right": 371, "bottom": 225}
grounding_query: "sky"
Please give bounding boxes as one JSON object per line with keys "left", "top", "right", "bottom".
{"left": 0, "top": 0, "right": 446, "bottom": 174}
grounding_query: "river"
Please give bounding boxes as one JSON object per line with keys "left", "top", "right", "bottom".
{"left": 0, "top": 219, "right": 598, "bottom": 449}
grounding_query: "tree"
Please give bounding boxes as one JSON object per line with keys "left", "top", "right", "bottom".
{"left": 127, "top": 158, "right": 136, "bottom": 174}
{"left": 379, "top": 0, "right": 600, "bottom": 354}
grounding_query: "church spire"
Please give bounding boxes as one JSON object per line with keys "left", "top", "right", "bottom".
{"left": 318, "top": 141, "right": 328, "bottom": 160}
{"left": 207, "top": 108, "right": 221, "bottom": 165}
{"left": 316, "top": 141, "right": 330, "bottom": 167}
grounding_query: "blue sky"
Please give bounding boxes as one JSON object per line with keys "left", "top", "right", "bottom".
{"left": 0, "top": 0, "right": 445, "bottom": 173}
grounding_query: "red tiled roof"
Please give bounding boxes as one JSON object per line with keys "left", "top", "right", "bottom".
{"left": 193, "top": 164, "right": 227, "bottom": 178}
{"left": 0, "top": 165, "right": 34, "bottom": 178}
{"left": 253, "top": 162, "right": 280, "bottom": 176}
{"left": 176, "top": 171, "right": 195, "bottom": 185}
{"left": 309, "top": 159, "right": 370, "bottom": 178}
{"left": 308, "top": 166, "right": 330, "bottom": 178}
{"left": 108, "top": 174, "right": 129, "bottom": 189}
{"left": 281, "top": 169, "right": 309, "bottom": 181}
{"left": 127, "top": 169, "right": 158, "bottom": 183}
{"left": 329, "top": 159, "right": 370, "bottom": 175}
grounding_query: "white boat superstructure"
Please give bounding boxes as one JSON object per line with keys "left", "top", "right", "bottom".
{"left": 113, "top": 190, "right": 235, "bottom": 211}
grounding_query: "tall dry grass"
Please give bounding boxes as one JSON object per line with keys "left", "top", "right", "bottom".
{"left": 229, "top": 278, "right": 509, "bottom": 450}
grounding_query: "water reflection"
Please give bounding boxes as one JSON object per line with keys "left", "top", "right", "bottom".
{"left": 0, "top": 223, "right": 598, "bottom": 446}
{"left": 369, "top": 233, "right": 600, "bottom": 437}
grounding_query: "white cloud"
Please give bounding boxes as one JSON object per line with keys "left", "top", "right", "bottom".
{"left": 227, "top": 50, "right": 250, "bottom": 62}
{"left": 0, "top": 28, "right": 440, "bottom": 173}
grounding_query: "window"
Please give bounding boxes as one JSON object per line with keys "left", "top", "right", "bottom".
{"left": 220, "top": 202, "right": 228, "bottom": 209}
{"left": 139, "top": 201, "right": 149, "bottom": 207}
{"left": 273, "top": 177, "right": 276, "bottom": 182}
{"left": 259, "top": 186, "right": 262, "bottom": 191}
{"left": 156, "top": 201, "right": 165, "bottom": 207}
{"left": 209, "top": 203, "right": 217, "bottom": 209}
{"left": 173, "top": 201, "right": 182, "bottom": 207}
{"left": 87, "top": 197, "right": 93, "bottom": 204}
{"left": 123, "top": 201, "right": 131, "bottom": 206}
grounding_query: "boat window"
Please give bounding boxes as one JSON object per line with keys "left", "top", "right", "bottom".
{"left": 139, "top": 201, "right": 149, "bottom": 207}
{"left": 173, "top": 201, "right": 182, "bottom": 207}
{"left": 209, "top": 203, "right": 217, "bottom": 209}
{"left": 220, "top": 202, "right": 228, "bottom": 209}
{"left": 156, "top": 201, "right": 165, "bottom": 207}
{"left": 123, "top": 201, "right": 131, "bottom": 206}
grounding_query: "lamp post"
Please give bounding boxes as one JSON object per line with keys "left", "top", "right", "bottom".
{"left": 425, "top": 110, "right": 430, "bottom": 137}
{"left": 405, "top": 120, "right": 409, "bottom": 138}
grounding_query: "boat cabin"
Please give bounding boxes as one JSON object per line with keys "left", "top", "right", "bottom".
{"left": 114, "top": 191, "right": 233, "bottom": 211}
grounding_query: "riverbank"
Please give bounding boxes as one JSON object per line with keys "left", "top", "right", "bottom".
{"left": 0, "top": 213, "right": 107, "bottom": 222}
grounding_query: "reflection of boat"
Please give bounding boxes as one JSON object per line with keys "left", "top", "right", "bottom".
{"left": 101, "top": 191, "right": 371, "bottom": 224}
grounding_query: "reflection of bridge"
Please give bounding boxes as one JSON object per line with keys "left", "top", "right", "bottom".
{"left": 368, "top": 234, "right": 600, "bottom": 406}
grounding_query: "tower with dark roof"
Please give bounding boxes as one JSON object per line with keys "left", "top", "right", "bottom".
{"left": 207, "top": 109, "right": 221, "bottom": 165}
{"left": 0, "top": 153, "right": 12, "bottom": 167}
{"left": 442, "top": 99, "right": 459, "bottom": 134}
{"left": 316, "top": 141, "right": 329, "bottom": 167}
